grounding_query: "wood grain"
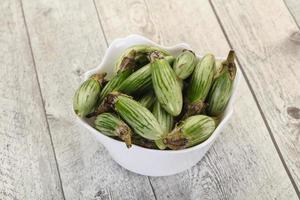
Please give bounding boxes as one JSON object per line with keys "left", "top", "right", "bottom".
{"left": 94, "top": 0, "right": 299, "bottom": 199}
{"left": 21, "top": 0, "right": 156, "bottom": 199}
{"left": 0, "top": 0, "right": 64, "bottom": 199}
{"left": 211, "top": 0, "right": 300, "bottom": 191}
{"left": 285, "top": 0, "right": 300, "bottom": 27}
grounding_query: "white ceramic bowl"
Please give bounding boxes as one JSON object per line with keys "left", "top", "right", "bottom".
{"left": 76, "top": 34, "right": 241, "bottom": 176}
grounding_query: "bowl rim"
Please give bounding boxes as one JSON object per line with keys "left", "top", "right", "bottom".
{"left": 76, "top": 34, "right": 241, "bottom": 154}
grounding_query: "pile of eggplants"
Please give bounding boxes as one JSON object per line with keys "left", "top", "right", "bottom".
{"left": 73, "top": 45, "right": 237, "bottom": 150}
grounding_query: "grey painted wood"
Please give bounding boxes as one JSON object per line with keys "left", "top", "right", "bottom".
{"left": 21, "top": 0, "right": 156, "bottom": 199}
{"left": 285, "top": 0, "right": 300, "bottom": 27}
{"left": 2, "top": 0, "right": 299, "bottom": 199}
{"left": 94, "top": 0, "right": 299, "bottom": 199}
{"left": 0, "top": 0, "right": 64, "bottom": 199}
{"left": 211, "top": 0, "right": 300, "bottom": 192}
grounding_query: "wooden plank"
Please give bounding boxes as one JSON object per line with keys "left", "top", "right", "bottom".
{"left": 285, "top": 0, "right": 300, "bottom": 26}
{"left": 20, "top": 0, "right": 156, "bottom": 199}
{"left": 0, "top": 0, "right": 64, "bottom": 199}
{"left": 94, "top": 0, "right": 299, "bottom": 199}
{"left": 211, "top": 0, "right": 300, "bottom": 192}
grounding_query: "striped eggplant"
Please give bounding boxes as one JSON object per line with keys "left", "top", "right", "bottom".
{"left": 117, "top": 56, "right": 175, "bottom": 94}
{"left": 117, "top": 64, "right": 152, "bottom": 94}
{"left": 114, "top": 45, "right": 171, "bottom": 73}
{"left": 152, "top": 101, "right": 174, "bottom": 150}
{"left": 150, "top": 51, "right": 183, "bottom": 116}
{"left": 185, "top": 54, "right": 216, "bottom": 117}
{"left": 98, "top": 57, "right": 135, "bottom": 104}
{"left": 73, "top": 73, "right": 106, "bottom": 118}
{"left": 104, "top": 92, "right": 164, "bottom": 140}
{"left": 94, "top": 113, "right": 132, "bottom": 148}
{"left": 206, "top": 50, "right": 237, "bottom": 116}
{"left": 138, "top": 91, "right": 156, "bottom": 110}
{"left": 214, "top": 60, "right": 223, "bottom": 79}
{"left": 164, "top": 115, "right": 216, "bottom": 150}
{"left": 173, "top": 49, "right": 197, "bottom": 79}
{"left": 152, "top": 101, "right": 174, "bottom": 134}
{"left": 175, "top": 77, "right": 184, "bottom": 91}
{"left": 98, "top": 70, "right": 132, "bottom": 104}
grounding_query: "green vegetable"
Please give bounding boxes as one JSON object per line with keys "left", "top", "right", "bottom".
{"left": 117, "top": 56, "right": 174, "bottom": 94}
{"left": 165, "top": 115, "right": 215, "bottom": 150}
{"left": 99, "top": 57, "right": 135, "bottom": 104}
{"left": 173, "top": 49, "right": 197, "bottom": 79}
{"left": 95, "top": 113, "right": 132, "bottom": 148}
{"left": 206, "top": 50, "right": 236, "bottom": 116}
{"left": 152, "top": 101, "right": 174, "bottom": 149}
{"left": 104, "top": 92, "right": 164, "bottom": 140}
{"left": 73, "top": 73, "right": 106, "bottom": 117}
{"left": 138, "top": 91, "right": 156, "bottom": 110}
{"left": 114, "top": 45, "right": 171, "bottom": 73}
{"left": 99, "top": 70, "right": 133, "bottom": 104}
{"left": 150, "top": 51, "right": 183, "bottom": 116}
{"left": 185, "top": 53, "right": 216, "bottom": 117}
{"left": 152, "top": 101, "right": 174, "bottom": 134}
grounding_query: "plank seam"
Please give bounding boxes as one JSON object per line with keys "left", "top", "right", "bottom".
{"left": 92, "top": 1, "right": 158, "bottom": 199}
{"left": 19, "top": 0, "right": 66, "bottom": 199}
{"left": 209, "top": 0, "right": 300, "bottom": 198}
{"left": 92, "top": 0, "right": 109, "bottom": 46}
{"left": 148, "top": 177, "right": 158, "bottom": 200}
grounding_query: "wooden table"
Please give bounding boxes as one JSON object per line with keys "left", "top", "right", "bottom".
{"left": 1, "top": 0, "right": 300, "bottom": 199}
